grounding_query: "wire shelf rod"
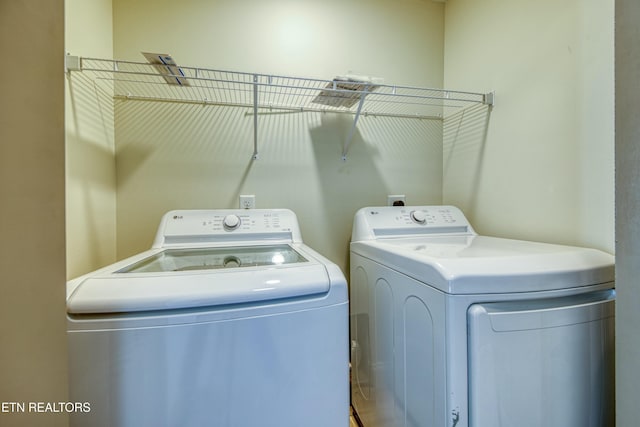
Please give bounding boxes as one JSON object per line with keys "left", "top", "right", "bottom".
{"left": 111, "top": 93, "right": 446, "bottom": 120}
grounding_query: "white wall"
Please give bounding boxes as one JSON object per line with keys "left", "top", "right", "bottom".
{"left": 0, "top": 2, "right": 68, "bottom": 426}
{"left": 443, "top": 0, "right": 614, "bottom": 254}
{"left": 111, "top": 0, "right": 446, "bottom": 272}
{"left": 65, "top": 0, "right": 117, "bottom": 278}
{"left": 615, "top": 0, "right": 640, "bottom": 423}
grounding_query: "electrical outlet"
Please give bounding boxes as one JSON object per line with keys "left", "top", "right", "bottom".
{"left": 239, "top": 195, "right": 255, "bottom": 209}
{"left": 387, "top": 195, "right": 406, "bottom": 206}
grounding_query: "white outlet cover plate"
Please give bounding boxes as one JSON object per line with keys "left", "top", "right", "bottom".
{"left": 239, "top": 195, "right": 256, "bottom": 209}
{"left": 387, "top": 195, "right": 406, "bottom": 206}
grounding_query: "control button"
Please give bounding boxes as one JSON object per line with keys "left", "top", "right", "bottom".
{"left": 223, "top": 214, "right": 241, "bottom": 230}
{"left": 410, "top": 210, "right": 427, "bottom": 224}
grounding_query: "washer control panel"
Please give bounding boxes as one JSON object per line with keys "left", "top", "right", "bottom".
{"left": 154, "top": 209, "right": 302, "bottom": 246}
{"left": 352, "top": 206, "right": 475, "bottom": 240}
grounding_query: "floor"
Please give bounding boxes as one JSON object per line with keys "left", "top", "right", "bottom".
{"left": 350, "top": 415, "right": 359, "bottom": 427}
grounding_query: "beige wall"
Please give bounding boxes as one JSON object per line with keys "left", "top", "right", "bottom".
{"left": 111, "top": 0, "right": 446, "bottom": 272}
{"left": 66, "top": 0, "right": 617, "bottom": 291}
{"left": 61, "top": 1, "right": 638, "bottom": 425}
{"left": 443, "top": 0, "right": 614, "bottom": 253}
{"left": 615, "top": 0, "right": 640, "bottom": 423}
{"left": 65, "top": 0, "right": 116, "bottom": 279}
{"left": 0, "top": 1, "right": 68, "bottom": 426}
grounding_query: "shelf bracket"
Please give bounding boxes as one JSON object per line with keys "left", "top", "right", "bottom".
{"left": 65, "top": 54, "right": 81, "bottom": 73}
{"left": 342, "top": 86, "right": 369, "bottom": 161}
{"left": 252, "top": 74, "right": 259, "bottom": 160}
{"left": 484, "top": 91, "right": 495, "bottom": 106}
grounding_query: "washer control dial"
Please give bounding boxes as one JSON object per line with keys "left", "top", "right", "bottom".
{"left": 410, "top": 210, "right": 427, "bottom": 224}
{"left": 222, "top": 214, "right": 241, "bottom": 230}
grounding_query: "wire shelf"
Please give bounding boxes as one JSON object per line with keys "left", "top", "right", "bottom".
{"left": 67, "top": 56, "right": 493, "bottom": 159}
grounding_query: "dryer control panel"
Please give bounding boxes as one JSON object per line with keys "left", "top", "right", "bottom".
{"left": 351, "top": 206, "right": 475, "bottom": 241}
{"left": 153, "top": 209, "right": 303, "bottom": 247}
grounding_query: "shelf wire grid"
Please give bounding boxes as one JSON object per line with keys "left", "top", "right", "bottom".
{"left": 76, "top": 57, "right": 489, "bottom": 120}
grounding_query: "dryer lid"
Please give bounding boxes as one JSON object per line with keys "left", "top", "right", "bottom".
{"left": 352, "top": 235, "right": 615, "bottom": 294}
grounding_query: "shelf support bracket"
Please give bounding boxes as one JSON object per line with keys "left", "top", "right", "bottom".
{"left": 65, "top": 54, "right": 81, "bottom": 73}
{"left": 252, "top": 74, "right": 259, "bottom": 160}
{"left": 483, "top": 91, "right": 495, "bottom": 106}
{"left": 342, "top": 86, "right": 369, "bottom": 161}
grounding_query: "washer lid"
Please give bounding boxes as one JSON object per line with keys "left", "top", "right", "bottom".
{"left": 352, "top": 235, "right": 614, "bottom": 294}
{"left": 117, "top": 244, "right": 307, "bottom": 273}
{"left": 67, "top": 244, "right": 330, "bottom": 314}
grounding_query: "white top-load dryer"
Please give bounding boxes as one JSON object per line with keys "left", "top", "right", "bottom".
{"left": 67, "top": 209, "right": 349, "bottom": 427}
{"left": 350, "top": 206, "right": 615, "bottom": 427}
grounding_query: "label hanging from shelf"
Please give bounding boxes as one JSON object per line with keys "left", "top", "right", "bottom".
{"left": 142, "top": 52, "right": 190, "bottom": 86}
{"left": 312, "top": 75, "right": 382, "bottom": 108}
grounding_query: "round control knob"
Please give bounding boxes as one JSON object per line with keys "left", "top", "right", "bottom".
{"left": 222, "top": 214, "right": 241, "bottom": 230}
{"left": 410, "top": 210, "right": 427, "bottom": 224}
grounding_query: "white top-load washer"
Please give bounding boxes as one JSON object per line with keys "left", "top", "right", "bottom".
{"left": 67, "top": 209, "right": 349, "bottom": 427}
{"left": 349, "top": 206, "right": 615, "bottom": 427}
